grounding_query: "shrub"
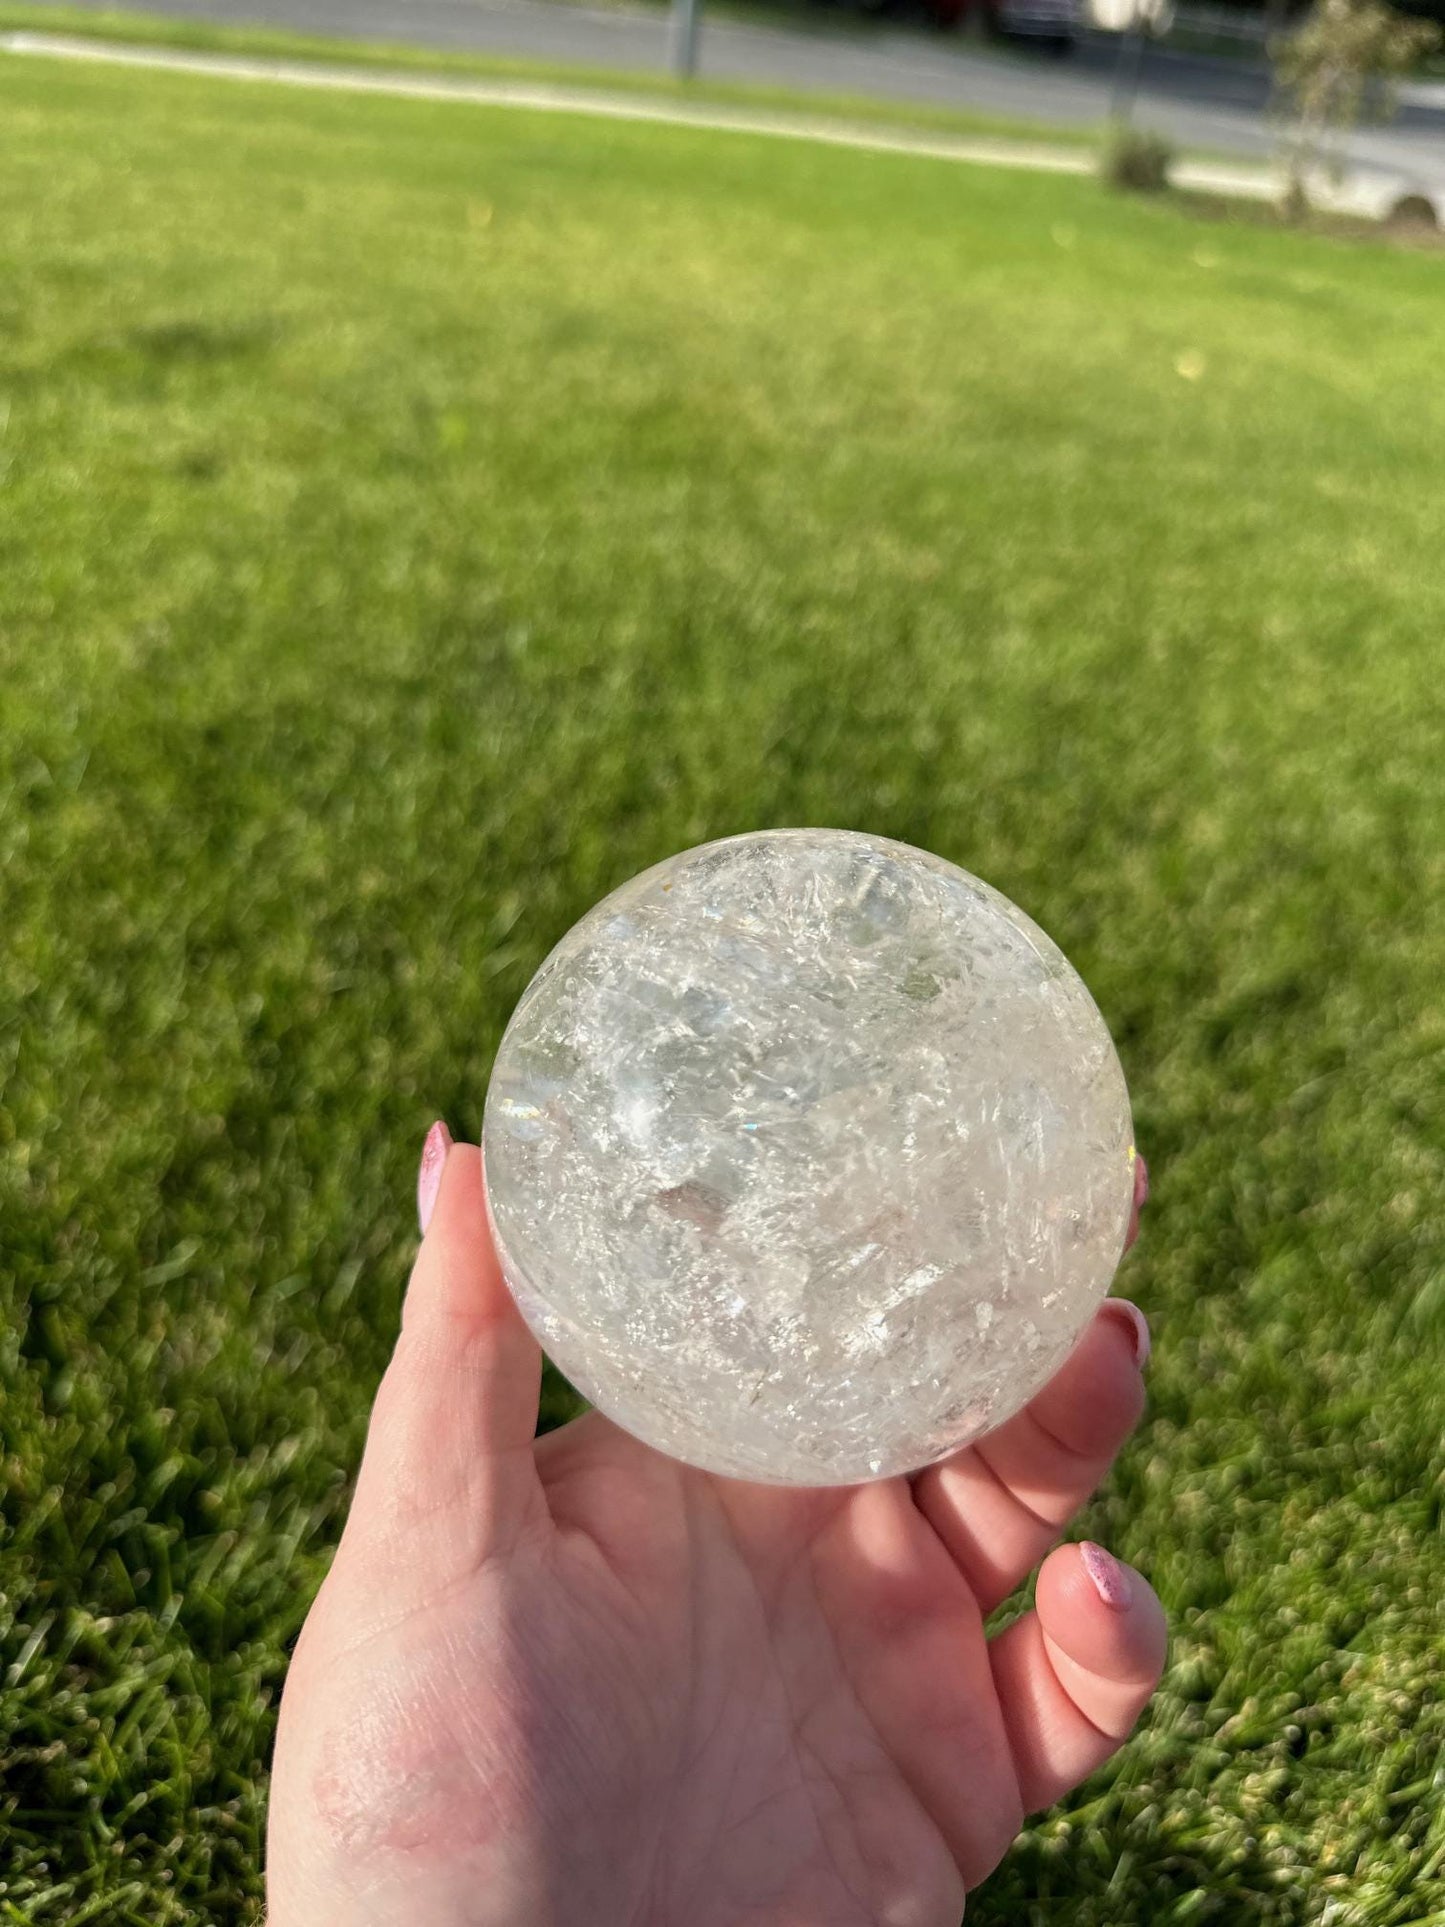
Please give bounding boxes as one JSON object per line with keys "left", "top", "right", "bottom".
{"left": 1102, "top": 122, "right": 1175, "bottom": 192}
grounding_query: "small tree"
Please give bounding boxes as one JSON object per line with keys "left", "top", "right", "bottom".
{"left": 1273, "top": 0, "right": 1442, "bottom": 210}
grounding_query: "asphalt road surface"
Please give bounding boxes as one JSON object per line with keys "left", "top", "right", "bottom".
{"left": 24, "top": 0, "right": 1445, "bottom": 191}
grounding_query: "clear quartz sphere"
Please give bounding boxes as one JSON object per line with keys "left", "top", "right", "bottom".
{"left": 483, "top": 829, "right": 1134, "bottom": 1486}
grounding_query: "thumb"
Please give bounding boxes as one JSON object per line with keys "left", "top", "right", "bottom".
{"left": 338, "top": 1125, "right": 546, "bottom": 1586}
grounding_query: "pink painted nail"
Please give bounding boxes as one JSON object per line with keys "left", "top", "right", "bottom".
{"left": 1080, "top": 1541, "right": 1133, "bottom": 1611}
{"left": 417, "top": 1120, "right": 453, "bottom": 1235}
{"left": 1099, "top": 1297, "right": 1151, "bottom": 1369}
{"left": 1124, "top": 1153, "right": 1149, "bottom": 1251}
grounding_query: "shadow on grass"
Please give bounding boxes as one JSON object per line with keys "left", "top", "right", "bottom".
{"left": 36, "top": 314, "right": 288, "bottom": 384}
{"left": 125, "top": 316, "right": 285, "bottom": 363}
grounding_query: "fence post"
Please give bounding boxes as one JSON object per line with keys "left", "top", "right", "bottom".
{"left": 672, "top": 0, "right": 701, "bottom": 78}
{"left": 1110, "top": 8, "right": 1151, "bottom": 120}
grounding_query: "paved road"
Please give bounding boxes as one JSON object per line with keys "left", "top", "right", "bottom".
{"left": 27, "top": 0, "right": 1445, "bottom": 192}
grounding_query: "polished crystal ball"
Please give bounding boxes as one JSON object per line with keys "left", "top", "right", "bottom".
{"left": 483, "top": 829, "right": 1134, "bottom": 1485}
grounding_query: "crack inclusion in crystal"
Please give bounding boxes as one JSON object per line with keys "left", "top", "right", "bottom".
{"left": 484, "top": 830, "right": 1132, "bottom": 1485}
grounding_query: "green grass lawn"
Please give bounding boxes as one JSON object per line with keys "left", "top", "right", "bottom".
{"left": 0, "top": 2, "right": 1103, "bottom": 148}
{"left": 2, "top": 43, "right": 1443, "bottom": 1927}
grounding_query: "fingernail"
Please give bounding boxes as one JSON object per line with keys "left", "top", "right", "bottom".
{"left": 1124, "top": 1152, "right": 1149, "bottom": 1251}
{"left": 1080, "top": 1541, "right": 1133, "bottom": 1611}
{"left": 417, "top": 1119, "right": 453, "bottom": 1235}
{"left": 1099, "top": 1297, "right": 1151, "bottom": 1369}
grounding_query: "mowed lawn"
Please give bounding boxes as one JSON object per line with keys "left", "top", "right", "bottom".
{"left": 2, "top": 44, "right": 1443, "bottom": 1927}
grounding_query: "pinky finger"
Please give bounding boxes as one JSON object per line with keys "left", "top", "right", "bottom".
{"left": 988, "top": 1542, "right": 1166, "bottom": 1814}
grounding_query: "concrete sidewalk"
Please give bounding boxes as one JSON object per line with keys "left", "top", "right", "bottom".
{"left": 3, "top": 29, "right": 1432, "bottom": 222}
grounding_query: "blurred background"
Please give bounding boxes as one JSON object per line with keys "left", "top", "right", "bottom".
{"left": 1, "top": 0, "right": 1442, "bottom": 1919}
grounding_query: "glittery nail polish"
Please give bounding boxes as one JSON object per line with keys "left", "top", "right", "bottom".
{"left": 417, "top": 1120, "right": 453, "bottom": 1235}
{"left": 1080, "top": 1541, "right": 1133, "bottom": 1611}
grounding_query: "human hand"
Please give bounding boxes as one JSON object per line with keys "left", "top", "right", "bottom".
{"left": 267, "top": 1130, "right": 1162, "bottom": 1927}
